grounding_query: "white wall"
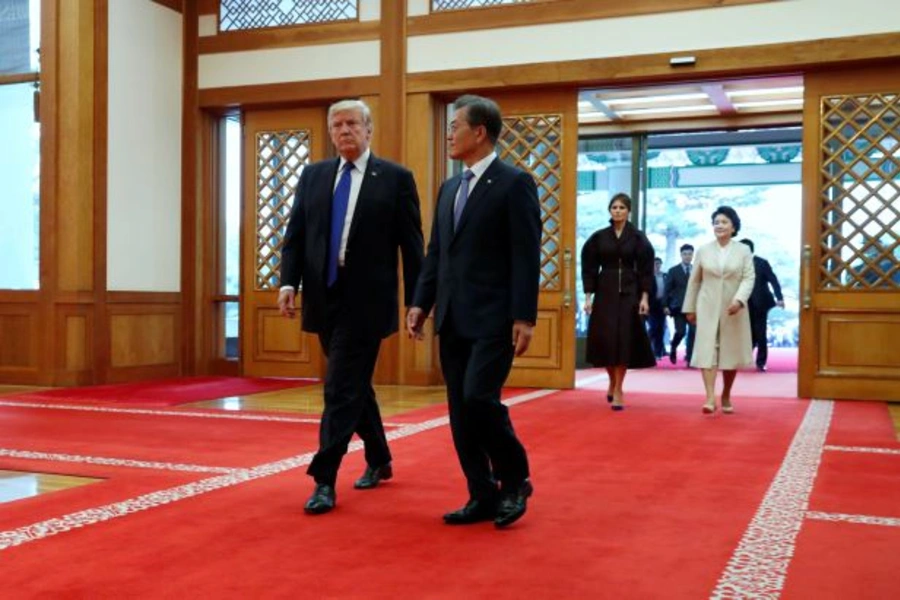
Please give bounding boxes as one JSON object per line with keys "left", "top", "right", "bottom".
{"left": 198, "top": 41, "right": 380, "bottom": 88}
{"left": 107, "top": 0, "right": 182, "bottom": 292}
{"left": 408, "top": 0, "right": 900, "bottom": 72}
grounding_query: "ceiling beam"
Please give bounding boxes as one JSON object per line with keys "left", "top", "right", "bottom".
{"left": 702, "top": 83, "right": 737, "bottom": 115}
{"left": 580, "top": 92, "right": 621, "bottom": 121}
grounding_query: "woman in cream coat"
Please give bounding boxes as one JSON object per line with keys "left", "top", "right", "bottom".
{"left": 683, "top": 206, "right": 755, "bottom": 414}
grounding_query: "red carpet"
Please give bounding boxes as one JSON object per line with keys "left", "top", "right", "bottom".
{"left": 782, "top": 398, "right": 900, "bottom": 599}
{"left": 0, "top": 388, "right": 811, "bottom": 598}
{"left": 655, "top": 346, "right": 797, "bottom": 373}
{"left": 6, "top": 376, "right": 319, "bottom": 407}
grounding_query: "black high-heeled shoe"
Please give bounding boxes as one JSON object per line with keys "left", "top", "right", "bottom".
{"left": 606, "top": 394, "right": 613, "bottom": 403}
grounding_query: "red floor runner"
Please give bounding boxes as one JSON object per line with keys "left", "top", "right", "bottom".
{"left": 783, "top": 521, "right": 900, "bottom": 600}
{"left": 0, "top": 389, "right": 809, "bottom": 598}
{"left": 6, "top": 376, "right": 319, "bottom": 407}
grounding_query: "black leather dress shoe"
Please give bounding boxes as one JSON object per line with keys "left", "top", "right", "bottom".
{"left": 442, "top": 499, "right": 497, "bottom": 525}
{"left": 495, "top": 480, "right": 533, "bottom": 528}
{"left": 304, "top": 484, "right": 336, "bottom": 515}
{"left": 353, "top": 463, "right": 393, "bottom": 489}
{"left": 756, "top": 365, "right": 767, "bottom": 372}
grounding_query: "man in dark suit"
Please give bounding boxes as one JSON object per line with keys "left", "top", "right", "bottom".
{"left": 407, "top": 95, "right": 541, "bottom": 529}
{"left": 278, "top": 99, "right": 424, "bottom": 514}
{"left": 647, "top": 257, "right": 667, "bottom": 359}
{"left": 740, "top": 239, "right": 784, "bottom": 372}
{"left": 664, "top": 244, "right": 696, "bottom": 365}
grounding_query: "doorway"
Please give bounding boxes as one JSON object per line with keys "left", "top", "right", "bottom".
{"left": 574, "top": 77, "right": 804, "bottom": 374}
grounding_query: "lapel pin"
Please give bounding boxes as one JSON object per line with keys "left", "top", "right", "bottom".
{"left": 487, "top": 179, "right": 492, "bottom": 184}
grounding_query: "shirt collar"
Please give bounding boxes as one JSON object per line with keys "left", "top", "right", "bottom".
{"left": 467, "top": 152, "right": 497, "bottom": 180}
{"left": 339, "top": 148, "right": 371, "bottom": 174}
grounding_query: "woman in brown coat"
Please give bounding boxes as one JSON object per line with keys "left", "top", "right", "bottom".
{"left": 683, "top": 206, "right": 755, "bottom": 414}
{"left": 581, "top": 193, "right": 656, "bottom": 410}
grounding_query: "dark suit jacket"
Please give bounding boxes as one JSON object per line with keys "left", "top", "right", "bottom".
{"left": 748, "top": 255, "right": 783, "bottom": 312}
{"left": 664, "top": 264, "right": 691, "bottom": 314}
{"left": 280, "top": 154, "right": 424, "bottom": 339}
{"left": 413, "top": 158, "right": 541, "bottom": 339}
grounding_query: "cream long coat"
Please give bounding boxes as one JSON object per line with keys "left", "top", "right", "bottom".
{"left": 682, "top": 240, "right": 755, "bottom": 369}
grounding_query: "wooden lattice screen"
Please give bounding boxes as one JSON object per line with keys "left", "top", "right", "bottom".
{"left": 432, "top": 0, "right": 534, "bottom": 10}
{"left": 256, "top": 130, "right": 311, "bottom": 290}
{"left": 819, "top": 93, "right": 900, "bottom": 290}
{"left": 498, "top": 114, "right": 562, "bottom": 290}
{"left": 220, "top": 0, "right": 357, "bottom": 31}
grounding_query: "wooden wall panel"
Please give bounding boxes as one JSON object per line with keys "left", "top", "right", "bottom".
{"left": 819, "top": 312, "right": 900, "bottom": 377}
{"left": 0, "top": 308, "right": 38, "bottom": 369}
{"left": 513, "top": 309, "right": 560, "bottom": 369}
{"left": 0, "top": 305, "right": 39, "bottom": 384}
{"left": 110, "top": 311, "right": 178, "bottom": 368}
{"left": 257, "top": 309, "right": 309, "bottom": 360}
{"left": 54, "top": 303, "right": 94, "bottom": 386}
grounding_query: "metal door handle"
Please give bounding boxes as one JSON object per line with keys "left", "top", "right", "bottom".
{"left": 802, "top": 244, "right": 811, "bottom": 310}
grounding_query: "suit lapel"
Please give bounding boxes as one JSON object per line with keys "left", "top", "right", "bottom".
{"left": 453, "top": 158, "right": 501, "bottom": 239}
{"left": 313, "top": 159, "right": 341, "bottom": 243}
{"left": 440, "top": 175, "right": 459, "bottom": 246}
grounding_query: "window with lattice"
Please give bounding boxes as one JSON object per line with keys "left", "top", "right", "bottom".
{"left": 256, "top": 130, "right": 311, "bottom": 290}
{"left": 220, "top": 0, "right": 358, "bottom": 32}
{"left": 498, "top": 114, "right": 563, "bottom": 290}
{"left": 432, "top": 0, "right": 535, "bottom": 11}
{"left": 818, "top": 93, "right": 900, "bottom": 290}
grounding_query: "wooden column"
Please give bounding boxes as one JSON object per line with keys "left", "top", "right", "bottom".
{"left": 373, "top": 0, "right": 408, "bottom": 384}
{"left": 182, "top": 0, "right": 201, "bottom": 374}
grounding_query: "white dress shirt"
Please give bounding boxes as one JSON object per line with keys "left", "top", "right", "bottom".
{"left": 454, "top": 151, "right": 497, "bottom": 213}
{"left": 336, "top": 148, "right": 370, "bottom": 266}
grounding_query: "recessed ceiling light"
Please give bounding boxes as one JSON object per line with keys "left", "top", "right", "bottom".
{"left": 617, "top": 105, "right": 718, "bottom": 116}
{"left": 603, "top": 92, "right": 709, "bottom": 105}
{"left": 733, "top": 99, "right": 803, "bottom": 109}
{"left": 727, "top": 86, "right": 804, "bottom": 98}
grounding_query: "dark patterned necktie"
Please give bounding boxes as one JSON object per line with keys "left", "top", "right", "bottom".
{"left": 453, "top": 169, "right": 475, "bottom": 229}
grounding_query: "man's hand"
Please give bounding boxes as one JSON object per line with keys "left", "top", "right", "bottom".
{"left": 278, "top": 288, "right": 296, "bottom": 318}
{"left": 406, "top": 307, "right": 426, "bottom": 340}
{"left": 638, "top": 297, "right": 649, "bottom": 316}
{"left": 727, "top": 299, "right": 743, "bottom": 315}
{"left": 686, "top": 312, "right": 696, "bottom": 325}
{"left": 512, "top": 320, "right": 534, "bottom": 357}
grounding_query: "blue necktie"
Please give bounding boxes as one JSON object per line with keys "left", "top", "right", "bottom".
{"left": 453, "top": 169, "right": 475, "bottom": 229}
{"left": 327, "top": 162, "right": 354, "bottom": 287}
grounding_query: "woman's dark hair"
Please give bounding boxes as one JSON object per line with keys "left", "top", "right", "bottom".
{"left": 453, "top": 94, "right": 503, "bottom": 144}
{"left": 608, "top": 192, "right": 632, "bottom": 212}
{"left": 711, "top": 205, "right": 741, "bottom": 237}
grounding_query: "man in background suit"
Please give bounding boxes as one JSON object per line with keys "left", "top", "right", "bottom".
{"left": 278, "top": 99, "right": 424, "bottom": 514}
{"left": 647, "top": 257, "right": 667, "bottom": 359}
{"left": 664, "top": 244, "right": 696, "bottom": 365}
{"left": 740, "top": 239, "right": 784, "bottom": 372}
{"left": 408, "top": 95, "right": 541, "bottom": 529}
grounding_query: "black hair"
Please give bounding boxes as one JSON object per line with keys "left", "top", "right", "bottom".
{"left": 711, "top": 205, "right": 742, "bottom": 237}
{"left": 679, "top": 244, "right": 694, "bottom": 253}
{"left": 608, "top": 192, "right": 632, "bottom": 212}
{"left": 453, "top": 95, "right": 503, "bottom": 145}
